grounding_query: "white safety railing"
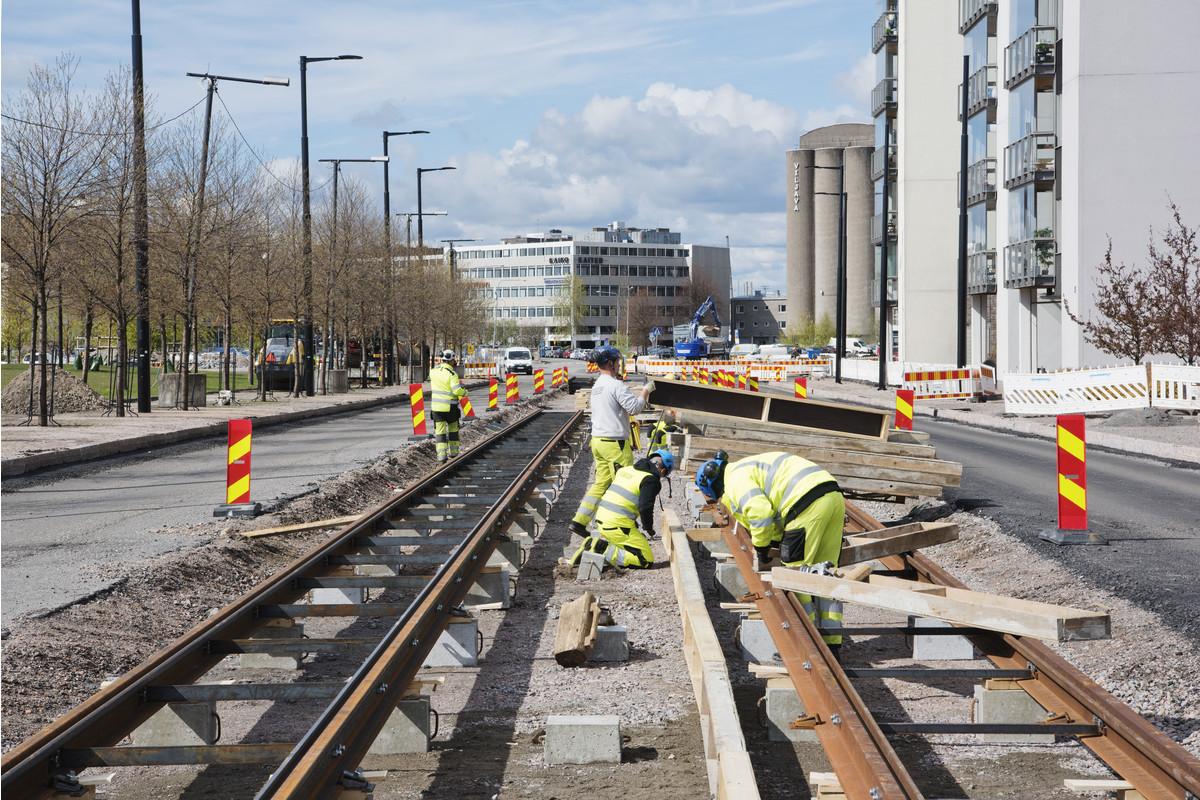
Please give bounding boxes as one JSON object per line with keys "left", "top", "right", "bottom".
{"left": 1003, "top": 363, "right": 1200, "bottom": 415}
{"left": 634, "top": 358, "right": 833, "bottom": 380}
{"left": 902, "top": 364, "right": 998, "bottom": 399}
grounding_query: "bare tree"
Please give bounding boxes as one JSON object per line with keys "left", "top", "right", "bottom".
{"left": 1148, "top": 202, "right": 1199, "bottom": 365}
{"left": 1, "top": 55, "right": 110, "bottom": 424}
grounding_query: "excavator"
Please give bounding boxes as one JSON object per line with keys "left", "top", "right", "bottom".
{"left": 673, "top": 295, "right": 726, "bottom": 359}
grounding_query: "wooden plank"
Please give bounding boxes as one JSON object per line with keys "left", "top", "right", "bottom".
{"left": 240, "top": 515, "right": 362, "bottom": 538}
{"left": 651, "top": 377, "right": 889, "bottom": 440}
{"left": 685, "top": 414, "right": 937, "bottom": 458}
{"left": 553, "top": 591, "right": 603, "bottom": 667}
{"left": 686, "top": 527, "right": 723, "bottom": 542}
{"left": 839, "top": 522, "right": 960, "bottom": 565}
{"left": 1063, "top": 778, "right": 1137, "bottom": 791}
{"left": 664, "top": 510, "right": 761, "bottom": 800}
{"left": 770, "top": 569, "right": 1111, "bottom": 642}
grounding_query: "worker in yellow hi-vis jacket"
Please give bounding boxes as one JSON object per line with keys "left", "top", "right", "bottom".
{"left": 430, "top": 349, "right": 468, "bottom": 462}
{"left": 694, "top": 451, "right": 847, "bottom": 659}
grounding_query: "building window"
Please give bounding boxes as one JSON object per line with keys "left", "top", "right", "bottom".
{"left": 780, "top": 321, "right": 787, "bottom": 328}
{"left": 737, "top": 305, "right": 744, "bottom": 313}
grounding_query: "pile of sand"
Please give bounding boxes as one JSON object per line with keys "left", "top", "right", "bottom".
{"left": 1, "top": 367, "right": 106, "bottom": 416}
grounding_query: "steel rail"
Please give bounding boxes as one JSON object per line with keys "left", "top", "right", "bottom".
{"left": 1, "top": 409, "right": 581, "bottom": 797}
{"left": 842, "top": 503, "right": 1200, "bottom": 800}
{"left": 256, "top": 410, "right": 583, "bottom": 797}
{"left": 718, "top": 512, "right": 924, "bottom": 799}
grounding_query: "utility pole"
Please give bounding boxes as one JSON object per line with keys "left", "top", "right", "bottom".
{"left": 812, "top": 160, "right": 848, "bottom": 383}
{"left": 131, "top": 0, "right": 151, "bottom": 413}
{"left": 299, "top": 54, "right": 361, "bottom": 396}
{"left": 957, "top": 53, "right": 970, "bottom": 368}
{"left": 878, "top": 115, "right": 892, "bottom": 390}
{"left": 381, "top": 129, "right": 428, "bottom": 385}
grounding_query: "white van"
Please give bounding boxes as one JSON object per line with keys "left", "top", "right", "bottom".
{"left": 501, "top": 347, "right": 534, "bottom": 375}
{"left": 729, "top": 344, "right": 759, "bottom": 359}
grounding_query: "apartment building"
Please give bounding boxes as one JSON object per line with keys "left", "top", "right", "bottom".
{"left": 785, "top": 124, "right": 875, "bottom": 338}
{"left": 877, "top": 0, "right": 1200, "bottom": 377}
{"left": 732, "top": 290, "right": 788, "bottom": 345}
{"left": 452, "top": 222, "right": 730, "bottom": 350}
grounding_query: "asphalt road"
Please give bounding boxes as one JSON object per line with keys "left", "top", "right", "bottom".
{"left": 0, "top": 369, "right": 562, "bottom": 627}
{"left": 922, "top": 418, "right": 1200, "bottom": 640}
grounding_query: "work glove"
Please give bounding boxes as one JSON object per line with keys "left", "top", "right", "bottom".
{"left": 754, "top": 545, "right": 773, "bottom": 561}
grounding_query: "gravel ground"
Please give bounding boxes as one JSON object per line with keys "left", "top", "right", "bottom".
{"left": 1, "top": 367, "right": 105, "bottom": 415}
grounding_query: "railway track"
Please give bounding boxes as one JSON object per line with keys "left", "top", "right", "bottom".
{"left": 2, "top": 408, "right": 586, "bottom": 799}
{"left": 713, "top": 502, "right": 1200, "bottom": 800}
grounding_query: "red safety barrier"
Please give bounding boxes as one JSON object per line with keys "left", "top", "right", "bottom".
{"left": 1056, "top": 414, "right": 1087, "bottom": 531}
{"left": 410, "top": 383, "right": 428, "bottom": 435}
{"left": 505, "top": 372, "right": 519, "bottom": 404}
{"left": 795, "top": 377, "right": 808, "bottom": 399}
{"left": 459, "top": 392, "right": 476, "bottom": 419}
{"left": 225, "top": 419, "right": 253, "bottom": 505}
{"left": 534, "top": 368, "right": 545, "bottom": 394}
{"left": 895, "top": 389, "right": 914, "bottom": 431}
{"left": 747, "top": 374, "right": 759, "bottom": 393}
{"left": 488, "top": 377, "right": 499, "bottom": 411}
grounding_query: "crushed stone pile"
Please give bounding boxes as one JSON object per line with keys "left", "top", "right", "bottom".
{"left": 1, "top": 367, "right": 106, "bottom": 415}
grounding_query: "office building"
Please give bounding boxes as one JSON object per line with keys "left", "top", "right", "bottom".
{"left": 876, "top": 0, "right": 1200, "bottom": 377}
{"left": 453, "top": 222, "right": 730, "bottom": 350}
{"left": 786, "top": 124, "right": 875, "bottom": 338}
{"left": 732, "top": 290, "right": 788, "bottom": 345}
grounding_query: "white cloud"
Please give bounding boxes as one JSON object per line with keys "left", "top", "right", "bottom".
{"left": 433, "top": 83, "right": 798, "bottom": 287}
{"left": 836, "top": 53, "right": 877, "bottom": 104}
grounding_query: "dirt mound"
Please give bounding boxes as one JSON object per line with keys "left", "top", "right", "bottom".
{"left": 1, "top": 367, "right": 105, "bottom": 416}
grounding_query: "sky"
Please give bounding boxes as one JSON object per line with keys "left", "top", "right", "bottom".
{"left": 1, "top": 0, "right": 877, "bottom": 291}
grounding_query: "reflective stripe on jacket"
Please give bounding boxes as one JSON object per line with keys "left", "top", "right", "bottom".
{"left": 430, "top": 362, "right": 466, "bottom": 412}
{"left": 594, "top": 464, "right": 649, "bottom": 529}
{"left": 720, "top": 452, "right": 836, "bottom": 549}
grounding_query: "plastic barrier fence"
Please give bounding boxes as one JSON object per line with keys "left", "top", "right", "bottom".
{"left": 1149, "top": 364, "right": 1200, "bottom": 411}
{"left": 636, "top": 358, "right": 831, "bottom": 380}
{"left": 902, "top": 365, "right": 998, "bottom": 400}
{"left": 462, "top": 362, "right": 495, "bottom": 378}
{"left": 1003, "top": 365, "right": 1150, "bottom": 415}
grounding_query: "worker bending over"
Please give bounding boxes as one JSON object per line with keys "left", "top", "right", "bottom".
{"left": 430, "top": 349, "right": 468, "bottom": 462}
{"left": 570, "top": 346, "right": 652, "bottom": 536}
{"left": 645, "top": 409, "right": 680, "bottom": 454}
{"left": 695, "top": 451, "right": 847, "bottom": 658}
{"left": 571, "top": 449, "right": 673, "bottom": 569}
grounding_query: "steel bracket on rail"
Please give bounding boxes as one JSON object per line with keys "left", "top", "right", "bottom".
{"left": 789, "top": 714, "right": 823, "bottom": 730}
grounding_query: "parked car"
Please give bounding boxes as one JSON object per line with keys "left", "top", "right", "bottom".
{"left": 826, "top": 337, "right": 873, "bottom": 357}
{"left": 501, "top": 346, "right": 534, "bottom": 375}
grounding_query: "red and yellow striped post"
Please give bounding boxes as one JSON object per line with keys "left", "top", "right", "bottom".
{"left": 1056, "top": 414, "right": 1087, "bottom": 531}
{"left": 894, "top": 389, "right": 914, "bottom": 431}
{"left": 225, "top": 419, "right": 252, "bottom": 505}
{"left": 488, "top": 377, "right": 499, "bottom": 411}
{"left": 795, "top": 377, "right": 808, "bottom": 399}
{"left": 409, "top": 383, "right": 428, "bottom": 435}
{"left": 505, "top": 372, "right": 519, "bottom": 404}
{"left": 534, "top": 368, "right": 545, "bottom": 394}
{"left": 459, "top": 392, "right": 476, "bottom": 419}
{"left": 699, "top": 366, "right": 709, "bottom": 385}
{"left": 737, "top": 372, "right": 746, "bottom": 390}
{"left": 747, "top": 374, "right": 759, "bottom": 393}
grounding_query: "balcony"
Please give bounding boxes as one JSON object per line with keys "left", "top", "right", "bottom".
{"left": 1004, "top": 236, "right": 1056, "bottom": 288}
{"left": 871, "top": 143, "right": 896, "bottom": 182}
{"left": 871, "top": 211, "right": 898, "bottom": 245}
{"left": 1004, "top": 132, "right": 1056, "bottom": 189}
{"left": 1005, "top": 25, "right": 1056, "bottom": 89}
{"left": 871, "top": 77, "right": 897, "bottom": 118}
{"left": 966, "top": 157, "right": 996, "bottom": 206}
{"left": 872, "top": 10, "right": 897, "bottom": 53}
{"left": 870, "top": 276, "right": 898, "bottom": 308}
{"left": 959, "top": 0, "right": 996, "bottom": 34}
{"left": 958, "top": 64, "right": 997, "bottom": 119}
{"left": 968, "top": 250, "right": 997, "bottom": 294}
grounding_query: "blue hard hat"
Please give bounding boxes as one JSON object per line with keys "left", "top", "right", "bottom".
{"left": 651, "top": 448, "right": 675, "bottom": 475}
{"left": 592, "top": 346, "right": 621, "bottom": 366}
{"left": 695, "top": 450, "right": 729, "bottom": 501}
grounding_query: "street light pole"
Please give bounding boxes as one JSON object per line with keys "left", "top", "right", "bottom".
{"left": 300, "top": 54, "right": 361, "bottom": 396}
{"left": 812, "top": 161, "right": 848, "bottom": 384}
{"left": 878, "top": 115, "right": 893, "bottom": 390}
{"left": 131, "top": 0, "right": 152, "bottom": 413}
{"left": 416, "top": 166, "right": 455, "bottom": 249}
{"left": 382, "top": 130, "right": 429, "bottom": 385}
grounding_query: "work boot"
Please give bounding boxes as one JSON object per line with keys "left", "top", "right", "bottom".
{"left": 568, "top": 521, "right": 588, "bottom": 538}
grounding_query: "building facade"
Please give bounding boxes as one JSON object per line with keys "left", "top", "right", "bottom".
{"left": 732, "top": 290, "right": 788, "bottom": 345}
{"left": 786, "top": 124, "right": 875, "bottom": 339}
{"left": 876, "top": 0, "right": 1200, "bottom": 377}
{"left": 453, "top": 222, "right": 731, "bottom": 350}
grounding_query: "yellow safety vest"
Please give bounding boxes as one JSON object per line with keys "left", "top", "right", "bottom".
{"left": 721, "top": 452, "right": 836, "bottom": 549}
{"left": 594, "top": 465, "right": 647, "bottom": 529}
{"left": 430, "top": 362, "right": 466, "bottom": 412}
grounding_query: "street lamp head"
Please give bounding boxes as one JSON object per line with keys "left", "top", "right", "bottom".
{"left": 336, "top": 54, "right": 363, "bottom": 60}
{"left": 386, "top": 130, "right": 429, "bottom": 136}
{"left": 261, "top": 76, "right": 290, "bottom": 86}
{"left": 419, "top": 166, "right": 456, "bottom": 174}
{"left": 370, "top": 156, "right": 389, "bottom": 162}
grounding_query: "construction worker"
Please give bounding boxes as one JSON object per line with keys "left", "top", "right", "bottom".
{"left": 645, "top": 409, "right": 680, "bottom": 454}
{"left": 430, "top": 349, "right": 468, "bottom": 462}
{"left": 569, "top": 346, "right": 653, "bottom": 537}
{"left": 570, "top": 449, "right": 673, "bottom": 569}
{"left": 694, "top": 451, "right": 847, "bottom": 658}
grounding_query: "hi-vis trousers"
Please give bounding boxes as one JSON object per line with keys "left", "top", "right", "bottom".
{"left": 569, "top": 523, "right": 653, "bottom": 569}
{"left": 780, "top": 491, "right": 846, "bottom": 646}
{"left": 572, "top": 437, "right": 633, "bottom": 528}
{"left": 432, "top": 410, "right": 460, "bottom": 462}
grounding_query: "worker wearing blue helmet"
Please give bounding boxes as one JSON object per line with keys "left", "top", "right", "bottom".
{"left": 570, "top": 448, "right": 674, "bottom": 570}
{"left": 570, "top": 346, "right": 652, "bottom": 536}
